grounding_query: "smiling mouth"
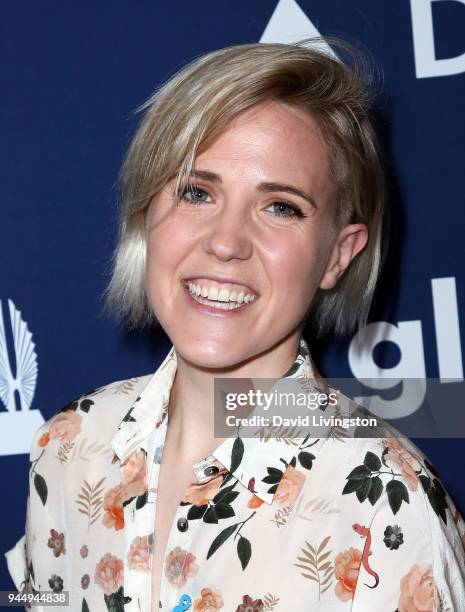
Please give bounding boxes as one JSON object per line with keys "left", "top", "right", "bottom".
{"left": 182, "top": 278, "right": 258, "bottom": 311}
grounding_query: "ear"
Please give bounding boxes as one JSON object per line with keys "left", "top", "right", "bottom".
{"left": 319, "top": 223, "right": 368, "bottom": 290}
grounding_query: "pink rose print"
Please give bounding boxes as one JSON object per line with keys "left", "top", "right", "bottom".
{"left": 334, "top": 547, "right": 362, "bottom": 602}
{"left": 274, "top": 465, "right": 306, "bottom": 506}
{"left": 165, "top": 546, "right": 199, "bottom": 587}
{"left": 127, "top": 535, "right": 151, "bottom": 572}
{"left": 49, "top": 411, "right": 82, "bottom": 443}
{"left": 382, "top": 439, "right": 421, "bottom": 492}
{"left": 121, "top": 450, "right": 148, "bottom": 499}
{"left": 193, "top": 587, "right": 224, "bottom": 611}
{"left": 398, "top": 564, "right": 439, "bottom": 612}
{"left": 102, "top": 484, "right": 125, "bottom": 531}
{"left": 94, "top": 553, "right": 124, "bottom": 595}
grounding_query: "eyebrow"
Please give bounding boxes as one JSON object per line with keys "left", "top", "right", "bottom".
{"left": 180, "top": 169, "right": 318, "bottom": 211}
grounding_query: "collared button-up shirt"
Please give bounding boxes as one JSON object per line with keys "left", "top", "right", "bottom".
{"left": 4, "top": 337, "right": 465, "bottom": 611}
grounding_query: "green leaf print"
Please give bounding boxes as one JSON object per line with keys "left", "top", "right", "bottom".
{"left": 356, "top": 478, "right": 372, "bottom": 503}
{"left": 34, "top": 473, "right": 48, "bottom": 506}
{"left": 386, "top": 479, "right": 409, "bottom": 514}
{"left": 230, "top": 437, "right": 244, "bottom": 474}
{"left": 81, "top": 598, "right": 90, "bottom": 612}
{"left": 135, "top": 491, "right": 147, "bottom": 510}
{"left": 262, "top": 467, "right": 283, "bottom": 485}
{"left": 203, "top": 507, "right": 219, "bottom": 524}
{"left": 215, "top": 503, "right": 235, "bottom": 519}
{"left": 346, "top": 465, "right": 371, "bottom": 480}
{"left": 422, "top": 477, "right": 448, "bottom": 525}
{"left": 79, "top": 399, "right": 94, "bottom": 413}
{"left": 368, "top": 476, "right": 383, "bottom": 505}
{"left": 103, "top": 586, "right": 132, "bottom": 612}
{"left": 212, "top": 485, "right": 240, "bottom": 506}
{"left": 297, "top": 451, "right": 315, "bottom": 470}
{"left": 207, "top": 524, "right": 238, "bottom": 559}
{"left": 364, "top": 451, "right": 382, "bottom": 471}
{"left": 342, "top": 479, "right": 364, "bottom": 495}
{"left": 187, "top": 504, "right": 208, "bottom": 520}
{"left": 237, "top": 536, "right": 252, "bottom": 570}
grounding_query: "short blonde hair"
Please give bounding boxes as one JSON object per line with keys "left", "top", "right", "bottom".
{"left": 103, "top": 36, "right": 387, "bottom": 339}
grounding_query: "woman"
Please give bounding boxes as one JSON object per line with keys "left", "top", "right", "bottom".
{"left": 5, "top": 38, "right": 465, "bottom": 611}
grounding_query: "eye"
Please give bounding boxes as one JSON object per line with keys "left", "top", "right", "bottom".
{"left": 265, "top": 201, "right": 305, "bottom": 219}
{"left": 177, "top": 184, "right": 212, "bottom": 204}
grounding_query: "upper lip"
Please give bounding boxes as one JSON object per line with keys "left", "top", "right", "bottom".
{"left": 182, "top": 275, "right": 259, "bottom": 295}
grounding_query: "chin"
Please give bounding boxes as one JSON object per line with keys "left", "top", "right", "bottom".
{"left": 174, "top": 340, "right": 247, "bottom": 371}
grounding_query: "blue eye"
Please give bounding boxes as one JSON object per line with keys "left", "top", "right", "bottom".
{"left": 179, "top": 185, "right": 211, "bottom": 203}
{"left": 267, "top": 202, "right": 304, "bottom": 218}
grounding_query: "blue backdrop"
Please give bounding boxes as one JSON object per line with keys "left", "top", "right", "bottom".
{"left": 2, "top": 0, "right": 465, "bottom": 591}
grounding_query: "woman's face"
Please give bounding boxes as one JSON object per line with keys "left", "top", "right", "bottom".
{"left": 145, "top": 100, "right": 367, "bottom": 368}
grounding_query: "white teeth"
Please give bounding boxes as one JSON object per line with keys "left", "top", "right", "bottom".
{"left": 192, "top": 296, "right": 242, "bottom": 310}
{"left": 185, "top": 280, "right": 257, "bottom": 307}
{"left": 208, "top": 287, "right": 218, "bottom": 301}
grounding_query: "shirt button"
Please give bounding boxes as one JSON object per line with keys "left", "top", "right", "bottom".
{"left": 177, "top": 517, "right": 189, "bottom": 532}
{"left": 203, "top": 465, "right": 219, "bottom": 478}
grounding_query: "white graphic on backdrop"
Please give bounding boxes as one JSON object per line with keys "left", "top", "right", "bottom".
{"left": 411, "top": 0, "right": 465, "bottom": 78}
{"left": 348, "top": 277, "right": 463, "bottom": 418}
{"left": 0, "top": 299, "right": 43, "bottom": 456}
{"left": 261, "top": 0, "right": 336, "bottom": 58}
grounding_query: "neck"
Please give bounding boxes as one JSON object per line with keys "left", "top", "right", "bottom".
{"left": 166, "top": 329, "right": 303, "bottom": 464}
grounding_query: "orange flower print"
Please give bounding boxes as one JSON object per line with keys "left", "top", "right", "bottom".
{"left": 120, "top": 450, "right": 147, "bottom": 499}
{"left": 334, "top": 546, "right": 362, "bottom": 602}
{"left": 127, "top": 535, "right": 151, "bottom": 573}
{"left": 183, "top": 475, "right": 223, "bottom": 506}
{"left": 397, "top": 564, "right": 439, "bottom": 611}
{"left": 165, "top": 546, "right": 199, "bottom": 587}
{"left": 193, "top": 587, "right": 224, "bottom": 611}
{"left": 382, "top": 438, "right": 421, "bottom": 492}
{"left": 94, "top": 553, "right": 124, "bottom": 595}
{"left": 247, "top": 494, "right": 265, "bottom": 509}
{"left": 49, "top": 411, "right": 82, "bottom": 443}
{"left": 274, "top": 465, "right": 306, "bottom": 506}
{"left": 38, "top": 432, "right": 50, "bottom": 447}
{"left": 47, "top": 529, "right": 65, "bottom": 557}
{"left": 102, "top": 484, "right": 125, "bottom": 531}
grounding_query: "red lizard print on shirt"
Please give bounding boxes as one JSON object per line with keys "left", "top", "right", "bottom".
{"left": 352, "top": 522, "right": 379, "bottom": 588}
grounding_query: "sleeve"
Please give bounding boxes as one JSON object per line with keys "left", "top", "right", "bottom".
{"left": 351, "top": 455, "right": 465, "bottom": 611}
{"left": 3, "top": 422, "right": 69, "bottom": 612}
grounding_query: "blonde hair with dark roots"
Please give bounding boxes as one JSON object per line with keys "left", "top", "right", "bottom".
{"left": 103, "top": 36, "right": 387, "bottom": 339}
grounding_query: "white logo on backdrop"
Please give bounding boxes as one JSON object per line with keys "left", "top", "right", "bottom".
{"left": 263, "top": 0, "right": 465, "bottom": 78}
{"left": 0, "top": 299, "right": 44, "bottom": 456}
{"left": 411, "top": 0, "right": 465, "bottom": 78}
{"left": 349, "top": 277, "right": 464, "bottom": 418}
{"left": 261, "top": 0, "right": 336, "bottom": 58}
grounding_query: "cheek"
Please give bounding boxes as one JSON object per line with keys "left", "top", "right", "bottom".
{"left": 146, "top": 217, "right": 197, "bottom": 283}
{"left": 263, "top": 235, "right": 320, "bottom": 296}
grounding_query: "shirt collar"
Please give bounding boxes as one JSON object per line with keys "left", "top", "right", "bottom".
{"left": 111, "top": 337, "right": 327, "bottom": 504}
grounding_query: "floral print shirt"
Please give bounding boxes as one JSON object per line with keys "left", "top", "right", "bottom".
{"left": 4, "top": 337, "right": 465, "bottom": 611}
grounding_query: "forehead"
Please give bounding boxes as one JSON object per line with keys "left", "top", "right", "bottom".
{"left": 195, "top": 100, "right": 333, "bottom": 193}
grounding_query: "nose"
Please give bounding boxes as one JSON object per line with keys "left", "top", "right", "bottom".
{"left": 202, "top": 200, "right": 253, "bottom": 261}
